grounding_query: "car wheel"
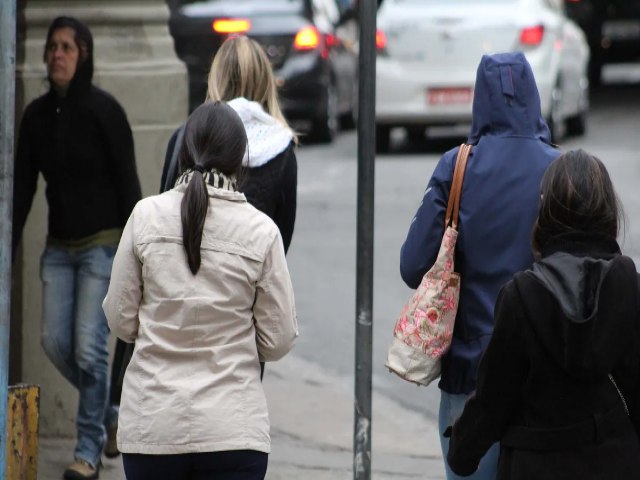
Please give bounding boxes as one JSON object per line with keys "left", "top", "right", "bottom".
{"left": 312, "top": 82, "right": 339, "bottom": 143}
{"left": 566, "top": 111, "right": 587, "bottom": 137}
{"left": 588, "top": 56, "right": 603, "bottom": 90}
{"left": 547, "top": 82, "right": 566, "bottom": 144}
{"left": 376, "top": 124, "right": 391, "bottom": 154}
{"left": 406, "top": 126, "right": 426, "bottom": 144}
{"left": 340, "top": 81, "right": 358, "bottom": 130}
{"left": 566, "top": 85, "right": 588, "bottom": 137}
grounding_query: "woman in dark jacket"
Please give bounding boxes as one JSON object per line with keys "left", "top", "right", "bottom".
{"left": 400, "top": 52, "right": 559, "bottom": 479}
{"left": 13, "top": 16, "right": 141, "bottom": 480}
{"left": 160, "top": 35, "right": 297, "bottom": 253}
{"left": 447, "top": 149, "right": 640, "bottom": 479}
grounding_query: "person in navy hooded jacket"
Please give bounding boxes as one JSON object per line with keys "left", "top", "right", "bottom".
{"left": 400, "top": 52, "right": 560, "bottom": 480}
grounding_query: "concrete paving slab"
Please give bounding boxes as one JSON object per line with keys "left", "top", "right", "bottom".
{"left": 37, "top": 354, "right": 446, "bottom": 480}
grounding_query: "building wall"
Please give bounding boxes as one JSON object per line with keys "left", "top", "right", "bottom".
{"left": 15, "top": 0, "right": 187, "bottom": 436}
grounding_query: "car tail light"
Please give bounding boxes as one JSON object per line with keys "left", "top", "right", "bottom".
{"left": 294, "top": 26, "right": 321, "bottom": 50}
{"left": 376, "top": 29, "right": 387, "bottom": 51}
{"left": 325, "top": 33, "right": 340, "bottom": 49}
{"left": 212, "top": 18, "right": 251, "bottom": 34}
{"left": 520, "top": 25, "right": 544, "bottom": 45}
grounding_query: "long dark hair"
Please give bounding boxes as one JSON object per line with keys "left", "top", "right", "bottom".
{"left": 179, "top": 102, "right": 247, "bottom": 274}
{"left": 532, "top": 149, "right": 622, "bottom": 256}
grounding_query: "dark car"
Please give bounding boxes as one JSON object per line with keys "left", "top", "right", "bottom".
{"left": 168, "top": 0, "right": 359, "bottom": 142}
{"left": 565, "top": 0, "right": 640, "bottom": 86}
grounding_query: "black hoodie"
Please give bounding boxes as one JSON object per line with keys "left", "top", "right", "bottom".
{"left": 447, "top": 233, "right": 640, "bottom": 479}
{"left": 13, "top": 17, "right": 142, "bottom": 252}
{"left": 526, "top": 235, "right": 637, "bottom": 379}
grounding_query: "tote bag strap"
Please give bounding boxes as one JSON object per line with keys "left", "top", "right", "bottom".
{"left": 444, "top": 144, "right": 472, "bottom": 229}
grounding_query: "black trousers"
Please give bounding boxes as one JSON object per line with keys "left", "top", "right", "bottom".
{"left": 122, "top": 450, "right": 268, "bottom": 480}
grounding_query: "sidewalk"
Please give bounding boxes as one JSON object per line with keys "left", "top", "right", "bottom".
{"left": 38, "top": 355, "right": 446, "bottom": 479}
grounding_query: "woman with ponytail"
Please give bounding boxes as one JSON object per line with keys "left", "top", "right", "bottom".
{"left": 103, "top": 101, "right": 298, "bottom": 480}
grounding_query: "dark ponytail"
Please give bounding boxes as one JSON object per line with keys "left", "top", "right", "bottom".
{"left": 181, "top": 167, "right": 209, "bottom": 274}
{"left": 178, "top": 102, "right": 247, "bottom": 274}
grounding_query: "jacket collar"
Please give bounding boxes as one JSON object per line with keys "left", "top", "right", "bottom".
{"left": 541, "top": 232, "right": 620, "bottom": 259}
{"left": 173, "top": 170, "right": 246, "bottom": 202}
{"left": 175, "top": 169, "right": 238, "bottom": 190}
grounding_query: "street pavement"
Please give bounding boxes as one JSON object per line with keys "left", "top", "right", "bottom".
{"left": 38, "top": 353, "right": 445, "bottom": 479}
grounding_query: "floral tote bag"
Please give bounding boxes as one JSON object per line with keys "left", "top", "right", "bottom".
{"left": 385, "top": 144, "right": 472, "bottom": 386}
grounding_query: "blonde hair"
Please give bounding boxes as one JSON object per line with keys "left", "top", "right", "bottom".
{"left": 206, "top": 36, "right": 296, "bottom": 141}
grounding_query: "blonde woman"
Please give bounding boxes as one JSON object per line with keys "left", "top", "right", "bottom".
{"left": 161, "top": 35, "right": 298, "bottom": 253}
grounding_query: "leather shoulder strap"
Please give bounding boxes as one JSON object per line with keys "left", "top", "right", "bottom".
{"left": 444, "top": 144, "right": 472, "bottom": 229}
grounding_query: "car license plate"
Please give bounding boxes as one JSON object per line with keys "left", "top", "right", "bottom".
{"left": 428, "top": 87, "right": 473, "bottom": 105}
{"left": 603, "top": 20, "right": 640, "bottom": 41}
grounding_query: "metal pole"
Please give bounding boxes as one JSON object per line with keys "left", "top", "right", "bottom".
{"left": 0, "top": 0, "right": 17, "bottom": 477}
{"left": 354, "top": 0, "right": 376, "bottom": 479}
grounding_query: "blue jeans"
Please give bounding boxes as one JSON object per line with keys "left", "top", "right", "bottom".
{"left": 40, "top": 245, "right": 119, "bottom": 468}
{"left": 439, "top": 391, "right": 500, "bottom": 480}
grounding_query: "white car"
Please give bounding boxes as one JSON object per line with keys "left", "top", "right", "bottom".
{"left": 375, "top": 0, "right": 590, "bottom": 152}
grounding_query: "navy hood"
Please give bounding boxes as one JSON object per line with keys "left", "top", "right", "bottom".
{"left": 468, "top": 52, "right": 550, "bottom": 144}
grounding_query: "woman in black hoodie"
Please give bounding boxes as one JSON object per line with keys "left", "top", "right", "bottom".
{"left": 446, "top": 149, "right": 640, "bottom": 479}
{"left": 13, "top": 16, "right": 141, "bottom": 480}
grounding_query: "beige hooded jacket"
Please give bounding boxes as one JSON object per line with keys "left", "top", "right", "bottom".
{"left": 103, "top": 177, "right": 298, "bottom": 455}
